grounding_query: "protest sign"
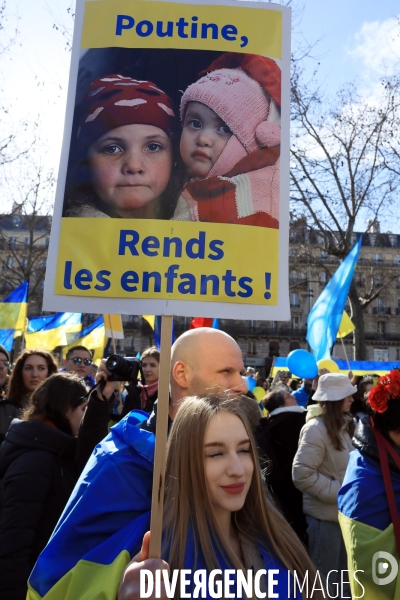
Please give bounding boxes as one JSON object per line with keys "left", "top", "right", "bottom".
{"left": 43, "top": 0, "right": 291, "bottom": 320}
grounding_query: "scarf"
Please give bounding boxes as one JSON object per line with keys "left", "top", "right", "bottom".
{"left": 172, "top": 146, "right": 280, "bottom": 228}
{"left": 138, "top": 380, "right": 159, "bottom": 411}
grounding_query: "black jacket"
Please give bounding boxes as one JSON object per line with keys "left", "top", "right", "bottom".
{"left": 353, "top": 415, "right": 400, "bottom": 473}
{"left": 0, "top": 395, "right": 111, "bottom": 600}
{"left": 255, "top": 408, "right": 308, "bottom": 543}
{"left": 121, "top": 382, "right": 158, "bottom": 417}
{"left": 0, "top": 420, "right": 80, "bottom": 600}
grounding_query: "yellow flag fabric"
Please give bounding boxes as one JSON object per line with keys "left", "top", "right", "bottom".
{"left": 103, "top": 314, "right": 124, "bottom": 339}
{"left": 337, "top": 311, "right": 355, "bottom": 339}
{"left": 142, "top": 315, "right": 155, "bottom": 329}
{"left": 25, "top": 313, "right": 82, "bottom": 351}
{"left": 63, "top": 320, "right": 107, "bottom": 366}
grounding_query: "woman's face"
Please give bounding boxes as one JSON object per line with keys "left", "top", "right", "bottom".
{"left": 88, "top": 124, "right": 173, "bottom": 218}
{"left": 141, "top": 356, "right": 159, "bottom": 384}
{"left": 342, "top": 396, "right": 354, "bottom": 413}
{"left": 66, "top": 402, "right": 87, "bottom": 437}
{"left": 204, "top": 412, "right": 254, "bottom": 521}
{"left": 22, "top": 355, "right": 49, "bottom": 392}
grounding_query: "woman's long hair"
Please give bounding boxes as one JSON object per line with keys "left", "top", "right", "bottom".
{"left": 22, "top": 372, "right": 87, "bottom": 435}
{"left": 320, "top": 400, "right": 355, "bottom": 450}
{"left": 162, "top": 395, "right": 323, "bottom": 600}
{"left": 7, "top": 349, "right": 59, "bottom": 408}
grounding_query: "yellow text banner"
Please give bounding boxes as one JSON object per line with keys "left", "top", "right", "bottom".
{"left": 81, "top": 0, "right": 282, "bottom": 58}
{"left": 55, "top": 218, "right": 279, "bottom": 305}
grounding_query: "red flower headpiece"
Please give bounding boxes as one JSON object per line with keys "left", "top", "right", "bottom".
{"left": 369, "top": 369, "right": 400, "bottom": 413}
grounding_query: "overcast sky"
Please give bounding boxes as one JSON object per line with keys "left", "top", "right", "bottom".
{"left": 2, "top": 0, "right": 400, "bottom": 224}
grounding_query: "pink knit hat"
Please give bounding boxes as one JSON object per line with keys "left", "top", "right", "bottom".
{"left": 181, "top": 53, "right": 281, "bottom": 170}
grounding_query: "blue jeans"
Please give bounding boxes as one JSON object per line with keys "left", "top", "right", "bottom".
{"left": 306, "top": 516, "right": 351, "bottom": 599}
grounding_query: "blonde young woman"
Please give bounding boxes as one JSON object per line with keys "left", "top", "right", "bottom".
{"left": 122, "top": 396, "right": 323, "bottom": 600}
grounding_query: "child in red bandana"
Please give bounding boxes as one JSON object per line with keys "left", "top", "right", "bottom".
{"left": 64, "top": 74, "right": 180, "bottom": 219}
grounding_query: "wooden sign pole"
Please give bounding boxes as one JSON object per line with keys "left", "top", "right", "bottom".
{"left": 148, "top": 315, "right": 173, "bottom": 558}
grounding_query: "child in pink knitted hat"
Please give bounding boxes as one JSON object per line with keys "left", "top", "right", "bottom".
{"left": 63, "top": 74, "right": 180, "bottom": 219}
{"left": 173, "top": 53, "right": 281, "bottom": 228}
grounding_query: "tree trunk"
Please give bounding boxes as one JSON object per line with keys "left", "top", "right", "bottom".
{"left": 348, "top": 282, "right": 367, "bottom": 360}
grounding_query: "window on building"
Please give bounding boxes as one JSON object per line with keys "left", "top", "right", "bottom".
{"left": 24, "top": 237, "right": 29, "bottom": 245}
{"left": 377, "top": 321, "right": 386, "bottom": 334}
{"left": 290, "top": 270, "right": 298, "bottom": 282}
{"left": 374, "top": 253, "right": 382, "bottom": 264}
{"left": 374, "top": 275, "right": 382, "bottom": 288}
{"left": 9, "top": 236, "right": 17, "bottom": 248}
{"left": 45, "top": 237, "right": 50, "bottom": 246}
{"left": 289, "top": 341, "right": 301, "bottom": 351}
{"left": 292, "top": 316, "right": 299, "bottom": 330}
{"left": 22, "top": 258, "right": 28, "bottom": 268}
{"left": 395, "top": 255, "right": 400, "bottom": 266}
{"left": 320, "top": 250, "right": 328, "bottom": 261}
{"left": 289, "top": 248, "right": 297, "bottom": 257}
{"left": 247, "top": 340, "right": 257, "bottom": 355}
{"left": 269, "top": 341, "right": 280, "bottom": 358}
{"left": 320, "top": 271, "right": 327, "bottom": 283}
{"left": 290, "top": 293, "right": 300, "bottom": 307}
{"left": 6, "top": 256, "right": 13, "bottom": 268}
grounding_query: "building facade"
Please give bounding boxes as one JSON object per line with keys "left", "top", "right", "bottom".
{"left": 1, "top": 213, "right": 400, "bottom": 374}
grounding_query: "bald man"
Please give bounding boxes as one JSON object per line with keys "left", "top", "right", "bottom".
{"left": 28, "top": 328, "right": 247, "bottom": 600}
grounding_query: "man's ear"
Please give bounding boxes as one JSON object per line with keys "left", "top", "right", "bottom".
{"left": 63, "top": 358, "right": 68, "bottom": 367}
{"left": 172, "top": 360, "right": 190, "bottom": 389}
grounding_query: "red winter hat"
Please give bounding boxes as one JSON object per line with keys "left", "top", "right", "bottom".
{"left": 77, "top": 74, "right": 177, "bottom": 149}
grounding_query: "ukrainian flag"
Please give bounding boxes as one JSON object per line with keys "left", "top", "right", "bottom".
{"left": 0, "top": 281, "right": 29, "bottom": 351}
{"left": 63, "top": 316, "right": 107, "bottom": 365}
{"left": 103, "top": 314, "right": 124, "bottom": 340}
{"left": 25, "top": 313, "right": 82, "bottom": 350}
{"left": 338, "top": 450, "right": 400, "bottom": 599}
{"left": 142, "top": 315, "right": 174, "bottom": 349}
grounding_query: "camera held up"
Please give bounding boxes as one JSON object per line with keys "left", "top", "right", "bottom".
{"left": 105, "top": 354, "right": 143, "bottom": 382}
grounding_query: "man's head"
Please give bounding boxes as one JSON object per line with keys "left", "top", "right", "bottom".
{"left": 64, "top": 346, "right": 93, "bottom": 378}
{"left": 263, "top": 385, "right": 298, "bottom": 413}
{"left": 0, "top": 345, "right": 10, "bottom": 389}
{"left": 170, "top": 328, "right": 247, "bottom": 418}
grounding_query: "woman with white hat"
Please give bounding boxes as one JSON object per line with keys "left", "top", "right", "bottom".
{"left": 292, "top": 372, "right": 356, "bottom": 597}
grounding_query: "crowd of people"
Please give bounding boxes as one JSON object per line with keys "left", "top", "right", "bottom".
{"left": 0, "top": 333, "right": 399, "bottom": 599}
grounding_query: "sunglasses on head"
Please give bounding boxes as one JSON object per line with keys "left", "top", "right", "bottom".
{"left": 70, "top": 357, "right": 92, "bottom": 366}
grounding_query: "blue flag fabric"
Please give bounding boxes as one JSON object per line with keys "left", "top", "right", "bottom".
{"left": 306, "top": 238, "right": 362, "bottom": 361}
{"left": 0, "top": 281, "right": 29, "bottom": 351}
{"left": 153, "top": 316, "right": 174, "bottom": 350}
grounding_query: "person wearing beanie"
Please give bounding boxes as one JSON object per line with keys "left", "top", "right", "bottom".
{"left": 172, "top": 52, "right": 281, "bottom": 228}
{"left": 339, "top": 370, "right": 400, "bottom": 599}
{"left": 292, "top": 373, "right": 356, "bottom": 597}
{"left": 63, "top": 74, "right": 180, "bottom": 220}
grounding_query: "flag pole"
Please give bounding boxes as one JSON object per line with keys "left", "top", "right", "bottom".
{"left": 148, "top": 315, "right": 173, "bottom": 558}
{"left": 340, "top": 336, "right": 351, "bottom": 371}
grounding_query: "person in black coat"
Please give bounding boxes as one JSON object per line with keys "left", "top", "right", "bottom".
{"left": 121, "top": 346, "right": 160, "bottom": 417}
{"left": 255, "top": 384, "right": 308, "bottom": 544}
{"left": 0, "top": 372, "right": 110, "bottom": 600}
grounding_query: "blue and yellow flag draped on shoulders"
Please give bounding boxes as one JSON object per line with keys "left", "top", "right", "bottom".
{"left": 338, "top": 449, "right": 400, "bottom": 599}
{"left": 28, "top": 411, "right": 154, "bottom": 600}
{"left": 0, "top": 281, "right": 29, "bottom": 351}
{"left": 25, "top": 312, "right": 82, "bottom": 350}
